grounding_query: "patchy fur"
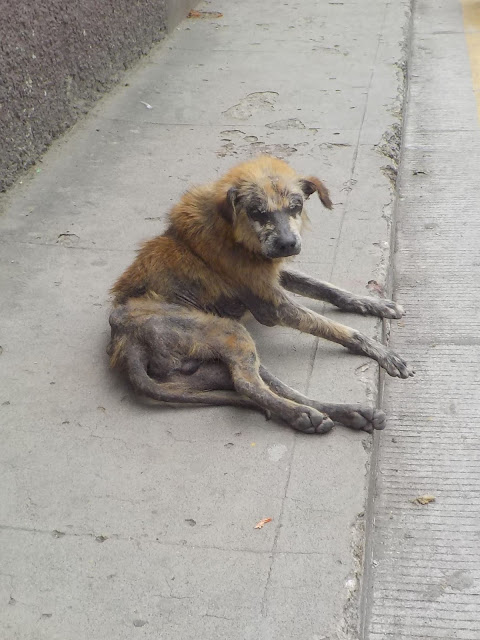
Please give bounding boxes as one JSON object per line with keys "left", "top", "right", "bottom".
{"left": 108, "top": 156, "right": 412, "bottom": 434}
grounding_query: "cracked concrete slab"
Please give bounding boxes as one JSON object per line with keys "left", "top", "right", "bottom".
{"left": 0, "top": 528, "right": 272, "bottom": 639}
{"left": 0, "top": 0, "right": 411, "bottom": 638}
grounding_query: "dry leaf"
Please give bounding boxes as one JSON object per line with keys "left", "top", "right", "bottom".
{"left": 254, "top": 517, "right": 272, "bottom": 529}
{"left": 413, "top": 495, "right": 435, "bottom": 505}
{"left": 188, "top": 10, "right": 223, "bottom": 19}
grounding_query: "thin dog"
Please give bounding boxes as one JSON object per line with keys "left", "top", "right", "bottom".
{"left": 108, "top": 156, "right": 413, "bottom": 434}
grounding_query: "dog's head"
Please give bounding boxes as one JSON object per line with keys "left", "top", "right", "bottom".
{"left": 217, "top": 156, "right": 332, "bottom": 259}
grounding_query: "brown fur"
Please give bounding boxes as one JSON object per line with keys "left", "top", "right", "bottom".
{"left": 111, "top": 156, "right": 324, "bottom": 306}
{"left": 107, "top": 155, "right": 412, "bottom": 434}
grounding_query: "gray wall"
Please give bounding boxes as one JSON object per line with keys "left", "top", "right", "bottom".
{"left": 0, "top": 0, "right": 195, "bottom": 192}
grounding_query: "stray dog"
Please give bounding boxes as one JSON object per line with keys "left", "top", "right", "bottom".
{"left": 108, "top": 156, "right": 413, "bottom": 434}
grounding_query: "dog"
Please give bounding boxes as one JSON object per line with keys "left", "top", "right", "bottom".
{"left": 107, "top": 156, "right": 413, "bottom": 434}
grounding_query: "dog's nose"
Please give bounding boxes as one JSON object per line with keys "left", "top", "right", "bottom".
{"left": 276, "top": 237, "right": 301, "bottom": 256}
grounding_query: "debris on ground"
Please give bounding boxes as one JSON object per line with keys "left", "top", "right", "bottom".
{"left": 133, "top": 620, "right": 148, "bottom": 628}
{"left": 412, "top": 495, "right": 436, "bottom": 505}
{"left": 187, "top": 10, "right": 223, "bottom": 19}
{"left": 95, "top": 535, "right": 108, "bottom": 542}
{"left": 254, "top": 517, "right": 272, "bottom": 529}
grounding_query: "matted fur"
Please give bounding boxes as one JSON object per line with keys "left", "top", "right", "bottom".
{"left": 107, "top": 156, "right": 412, "bottom": 434}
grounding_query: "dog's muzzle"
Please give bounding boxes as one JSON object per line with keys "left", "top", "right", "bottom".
{"left": 266, "top": 235, "right": 302, "bottom": 258}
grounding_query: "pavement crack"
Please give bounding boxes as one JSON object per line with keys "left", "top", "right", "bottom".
{"left": 0, "top": 524, "right": 117, "bottom": 542}
{"left": 0, "top": 525, "right": 312, "bottom": 555}
{"left": 0, "top": 573, "right": 16, "bottom": 605}
{"left": 0, "top": 239, "right": 134, "bottom": 254}
{"left": 75, "top": 422, "right": 133, "bottom": 451}
{"left": 285, "top": 496, "right": 335, "bottom": 515}
{"left": 202, "top": 613, "right": 235, "bottom": 621}
{"left": 166, "top": 429, "right": 196, "bottom": 443}
{"left": 261, "top": 437, "right": 297, "bottom": 618}
{"left": 156, "top": 575, "right": 193, "bottom": 601}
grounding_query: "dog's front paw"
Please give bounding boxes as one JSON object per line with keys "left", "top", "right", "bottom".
{"left": 374, "top": 298, "right": 404, "bottom": 319}
{"left": 378, "top": 348, "right": 415, "bottom": 379}
{"left": 350, "top": 333, "right": 414, "bottom": 379}
{"left": 354, "top": 296, "right": 404, "bottom": 319}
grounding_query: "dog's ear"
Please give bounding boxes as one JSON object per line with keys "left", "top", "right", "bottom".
{"left": 217, "top": 187, "right": 238, "bottom": 224}
{"left": 299, "top": 177, "right": 333, "bottom": 209}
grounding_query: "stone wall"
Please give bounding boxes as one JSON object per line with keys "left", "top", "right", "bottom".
{"left": 0, "top": 0, "right": 195, "bottom": 192}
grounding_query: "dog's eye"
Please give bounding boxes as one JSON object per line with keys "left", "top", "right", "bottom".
{"left": 247, "top": 203, "right": 269, "bottom": 225}
{"left": 251, "top": 209, "right": 269, "bottom": 224}
{"left": 288, "top": 198, "right": 303, "bottom": 214}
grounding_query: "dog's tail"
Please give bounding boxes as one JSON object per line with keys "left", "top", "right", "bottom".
{"left": 125, "top": 348, "right": 257, "bottom": 409}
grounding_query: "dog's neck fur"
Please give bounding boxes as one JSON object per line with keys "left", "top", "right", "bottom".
{"left": 167, "top": 184, "right": 285, "bottom": 289}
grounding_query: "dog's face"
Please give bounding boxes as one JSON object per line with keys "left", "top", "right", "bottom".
{"left": 229, "top": 183, "right": 305, "bottom": 259}
{"left": 218, "top": 156, "right": 332, "bottom": 260}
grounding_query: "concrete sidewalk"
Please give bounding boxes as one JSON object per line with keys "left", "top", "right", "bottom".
{"left": 0, "top": 1, "right": 411, "bottom": 638}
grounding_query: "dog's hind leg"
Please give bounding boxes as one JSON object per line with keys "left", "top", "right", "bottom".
{"left": 168, "top": 362, "right": 235, "bottom": 391}
{"left": 210, "top": 328, "right": 334, "bottom": 434}
{"left": 258, "top": 365, "right": 386, "bottom": 433}
{"left": 126, "top": 346, "right": 259, "bottom": 410}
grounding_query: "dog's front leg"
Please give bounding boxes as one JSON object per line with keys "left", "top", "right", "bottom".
{"left": 280, "top": 269, "right": 404, "bottom": 319}
{"left": 242, "top": 290, "right": 414, "bottom": 379}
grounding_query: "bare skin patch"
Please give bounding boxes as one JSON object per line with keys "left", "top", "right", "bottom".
{"left": 109, "top": 156, "right": 413, "bottom": 434}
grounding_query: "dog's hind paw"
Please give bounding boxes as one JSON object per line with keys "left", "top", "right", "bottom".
{"left": 290, "top": 408, "right": 334, "bottom": 434}
{"left": 336, "top": 406, "right": 386, "bottom": 433}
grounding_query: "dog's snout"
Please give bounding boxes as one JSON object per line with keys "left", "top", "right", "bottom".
{"left": 274, "top": 236, "right": 301, "bottom": 257}
{"left": 278, "top": 238, "right": 298, "bottom": 253}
